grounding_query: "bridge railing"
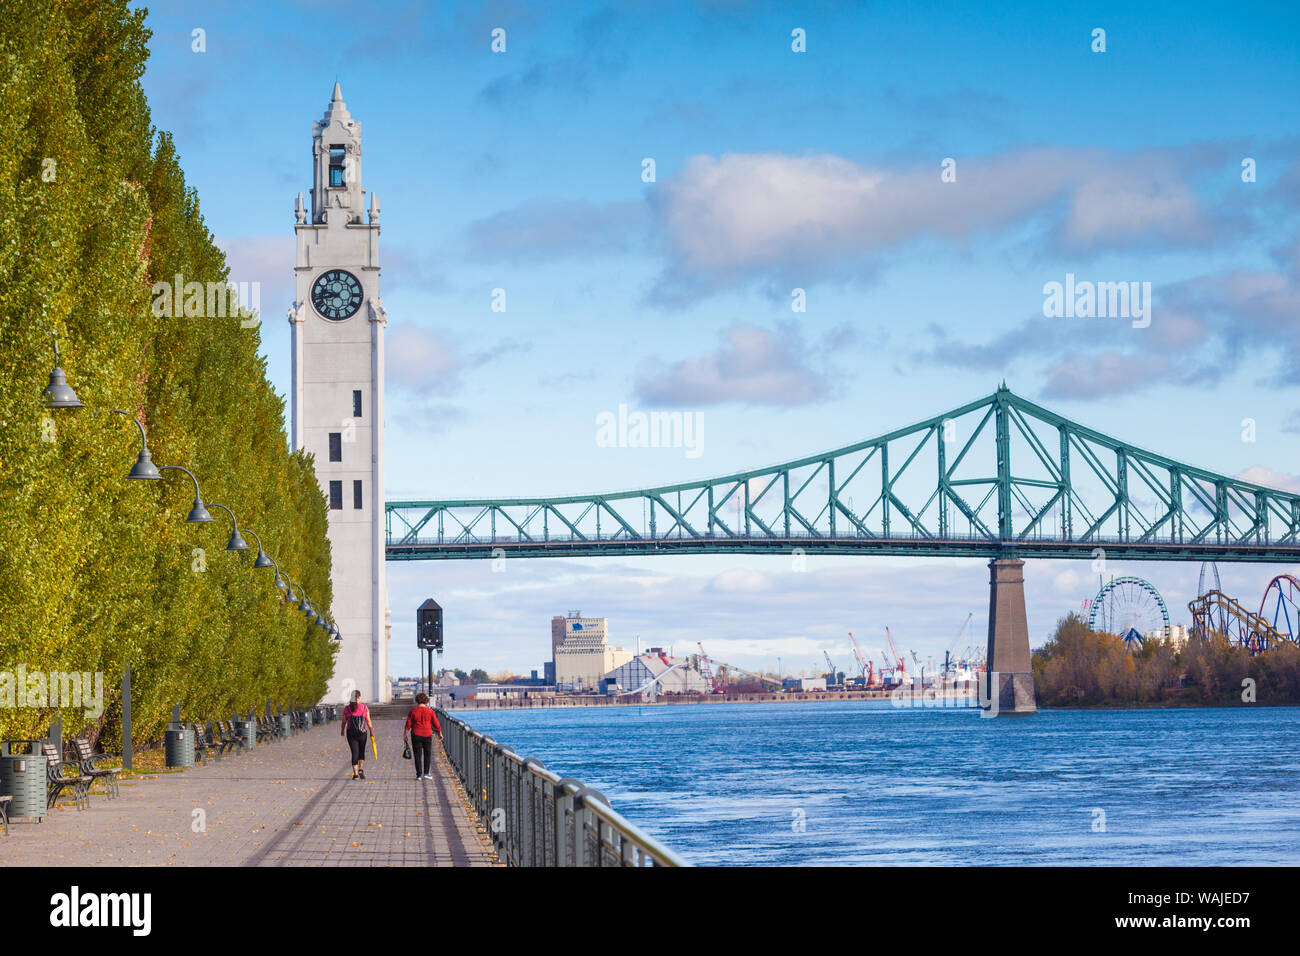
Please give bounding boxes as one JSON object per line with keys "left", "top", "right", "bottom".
{"left": 437, "top": 709, "right": 689, "bottom": 867}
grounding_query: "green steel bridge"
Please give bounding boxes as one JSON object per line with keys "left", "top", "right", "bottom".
{"left": 385, "top": 386, "right": 1300, "bottom": 564}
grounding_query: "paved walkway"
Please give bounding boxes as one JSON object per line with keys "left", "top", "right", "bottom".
{"left": 0, "top": 720, "right": 498, "bottom": 867}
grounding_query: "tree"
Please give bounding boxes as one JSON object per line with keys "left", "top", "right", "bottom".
{"left": 469, "top": 669, "right": 489, "bottom": 683}
{"left": 0, "top": 0, "right": 334, "bottom": 748}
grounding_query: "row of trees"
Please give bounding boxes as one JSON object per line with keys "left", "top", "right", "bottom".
{"left": 0, "top": 0, "right": 335, "bottom": 748}
{"left": 1032, "top": 613, "right": 1300, "bottom": 706}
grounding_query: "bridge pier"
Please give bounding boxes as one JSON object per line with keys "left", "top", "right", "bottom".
{"left": 983, "top": 558, "right": 1037, "bottom": 715}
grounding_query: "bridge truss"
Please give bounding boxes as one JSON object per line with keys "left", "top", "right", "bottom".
{"left": 386, "top": 386, "right": 1300, "bottom": 563}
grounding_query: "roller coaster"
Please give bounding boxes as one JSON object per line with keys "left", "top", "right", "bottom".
{"left": 1184, "top": 571, "right": 1300, "bottom": 654}
{"left": 1084, "top": 564, "right": 1300, "bottom": 655}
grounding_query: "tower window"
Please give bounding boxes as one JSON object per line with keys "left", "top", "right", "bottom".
{"left": 329, "top": 480, "right": 343, "bottom": 510}
{"left": 328, "top": 432, "right": 342, "bottom": 462}
{"left": 329, "top": 146, "right": 346, "bottom": 187}
{"left": 352, "top": 390, "right": 362, "bottom": 418}
{"left": 353, "top": 480, "right": 363, "bottom": 510}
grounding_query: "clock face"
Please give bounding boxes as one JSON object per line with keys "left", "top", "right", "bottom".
{"left": 310, "top": 270, "right": 363, "bottom": 320}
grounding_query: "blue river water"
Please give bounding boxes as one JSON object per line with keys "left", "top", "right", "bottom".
{"left": 457, "top": 700, "right": 1300, "bottom": 866}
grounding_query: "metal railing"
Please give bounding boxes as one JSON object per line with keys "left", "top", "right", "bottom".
{"left": 437, "top": 709, "right": 689, "bottom": 867}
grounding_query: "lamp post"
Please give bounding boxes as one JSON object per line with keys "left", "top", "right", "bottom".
{"left": 43, "top": 332, "right": 83, "bottom": 410}
{"left": 242, "top": 529, "right": 279, "bottom": 573}
{"left": 111, "top": 410, "right": 162, "bottom": 479}
{"left": 207, "top": 503, "right": 248, "bottom": 551}
{"left": 157, "top": 465, "right": 212, "bottom": 523}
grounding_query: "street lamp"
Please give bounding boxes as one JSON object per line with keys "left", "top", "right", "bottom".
{"left": 207, "top": 503, "right": 248, "bottom": 551}
{"left": 158, "top": 465, "right": 212, "bottom": 523}
{"left": 43, "top": 332, "right": 83, "bottom": 410}
{"left": 111, "top": 409, "right": 161, "bottom": 479}
{"left": 242, "top": 529, "right": 278, "bottom": 572}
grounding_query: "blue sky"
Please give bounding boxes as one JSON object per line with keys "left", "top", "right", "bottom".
{"left": 136, "top": 0, "right": 1300, "bottom": 679}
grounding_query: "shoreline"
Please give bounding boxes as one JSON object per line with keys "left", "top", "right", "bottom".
{"left": 402, "top": 690, "right": 1281, "bottom": 714}
{"left": 431, "top": 687, "right": 981, "bottom": 712}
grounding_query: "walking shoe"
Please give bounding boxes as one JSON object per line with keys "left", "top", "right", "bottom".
{"left": 423, "top": 774, "right": 432, "bottom": 780}
{"left": 358, "top": 769, "right": 366, "bottom": 780}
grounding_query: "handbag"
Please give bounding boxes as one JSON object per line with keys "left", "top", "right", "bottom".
{"left": 402, "top": 741, "right": 412, "bottom": 760}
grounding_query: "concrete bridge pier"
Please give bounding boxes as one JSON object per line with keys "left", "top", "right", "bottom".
{"left": 983, "top": 557, "right": 1037, "bottom": 715}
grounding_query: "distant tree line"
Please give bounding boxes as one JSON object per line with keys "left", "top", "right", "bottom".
{"left": 1033, "top": 613, "right": 1300, "bottom": 706}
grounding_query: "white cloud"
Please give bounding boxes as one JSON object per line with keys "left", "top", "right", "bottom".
{"left": 649, "top": 147, "right": 1224, "bottom": 294}
{"left": 1236, "top": 466, "right": 1300, "bottom": 494}
{"left": 635, "top": 321, "right": 829, "bottom": 406}
{"left": 386, "top": 324, "right": 464, "bottom": 395}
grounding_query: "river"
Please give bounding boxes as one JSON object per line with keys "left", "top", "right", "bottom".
{"left": 456, "top": 699, "right": 1300, "bottom": 865}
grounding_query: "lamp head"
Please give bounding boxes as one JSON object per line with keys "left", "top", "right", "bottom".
{"left": 43, "top": 366, "right": 83, "bottom": 410}
{"left": 128, "top": 446, "right": 162, "bottom": 480}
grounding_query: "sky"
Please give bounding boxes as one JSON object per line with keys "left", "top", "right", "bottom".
{"left": 133, "top": 0, "right": 1300, "bottom": 680}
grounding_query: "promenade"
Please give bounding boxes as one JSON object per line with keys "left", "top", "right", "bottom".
{"left": 0, "top": 719, "right": 497, "bottom": 867}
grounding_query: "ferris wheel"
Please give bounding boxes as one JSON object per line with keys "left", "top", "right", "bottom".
{"left": 1087, "top": 576, "right": 1171, "bottom": 647}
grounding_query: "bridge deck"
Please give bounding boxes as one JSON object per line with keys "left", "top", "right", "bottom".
{"left": 0, "top": 719, "right": 498, "bottom": 867}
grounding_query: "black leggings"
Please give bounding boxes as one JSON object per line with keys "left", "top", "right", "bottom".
{"left": 412, "top": 734, "right": 433, "bottom": 776}
{"left": 347, "top": 730, "right": 368, "bottom": 765}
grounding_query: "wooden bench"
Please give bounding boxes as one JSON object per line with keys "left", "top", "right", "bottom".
{"left": 41, "top": 741, "right": 91, "bottom": 810}
{"left": 191, "top": 722, "right": 217, "bottom": 763}
{"left": 68, "top": 737, "right": 121, "bottom": 799}
{"left": 256, "top": 716, "right": 279, "bottom": 742}
{"left": 218, "top": 720, "right": 248, "bottom": 754}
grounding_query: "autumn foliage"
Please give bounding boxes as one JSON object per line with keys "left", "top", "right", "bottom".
{"left": 0, "top": 0, "right": 335, "bottom": 748}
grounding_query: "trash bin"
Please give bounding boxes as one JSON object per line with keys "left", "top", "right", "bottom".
{"left": 278, "top": 714, "right": 291, "bottom": 736}
{"left": 164, "top": 727, "right": 194, "bottom": 768}
{"left": 236, "top": 719, "right": 257, "bottom": 749}
{"left": 0, "top": 743, "right": 48, "bottom": 821}
{"left": 302, "top": 709, "right": 314, "bottom": 728}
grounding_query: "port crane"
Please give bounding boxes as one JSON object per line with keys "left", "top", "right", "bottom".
{"left": 884, "top": 626, "right": 906, "bottom": 683}
{"left": 943, "top": 612, "right": 974, "bottom": 680}
{"left": 696, "top": 642, "right": 718, "bottom": 693}
{"left": 847, "top": 632, "right": 874, "bottom": 686}
{"left": 823, "top": 651, "right": 840, "bottom": 686}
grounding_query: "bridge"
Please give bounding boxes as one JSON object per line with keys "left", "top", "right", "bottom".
{"left": 384, "top": 386, "right": 1300, "bottom": 715}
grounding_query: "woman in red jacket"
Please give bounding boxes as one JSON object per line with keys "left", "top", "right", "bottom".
{"left": 404, "top": 692, "right": 443, "bottom": 780}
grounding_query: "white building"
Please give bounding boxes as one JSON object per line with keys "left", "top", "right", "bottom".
{"left": 553, "top": 612, "right": 631, "bottom": 692}
{"left": 606, "top": 651, "right": 709, "bottom": 696}
{"left": 1145, "top": 624, "right": 1190, "bottom": 649}
{"left": 289, "top": 84, "right": 389, "bottom": 702}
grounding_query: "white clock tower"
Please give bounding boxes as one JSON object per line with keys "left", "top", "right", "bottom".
{"left": 288, "top": 83, "right": 389, "bottom": 703}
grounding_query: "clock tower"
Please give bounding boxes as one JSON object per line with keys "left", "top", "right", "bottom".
{"left": 289, "top": 83, "right": 389, "bottom": 703}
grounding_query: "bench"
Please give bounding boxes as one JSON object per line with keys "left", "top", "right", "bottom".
{"left": 68, "top": 737, "right": 121, "bottom": 799}
{"left": 219, "top": 720, "right": 248, "bottom": 754}
{"left": 0, "top": 794, "right": 9, "bottom": 834}
{"left": 258, "top": 716, "right": 282, "bottom": 742}
{"left": 41, "top": 742, "right": 91, "bottom": 810}
{"left": 191, "top": 722, "right": 217, "bottom": 763}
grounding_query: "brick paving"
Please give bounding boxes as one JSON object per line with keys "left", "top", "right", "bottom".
{"left": 0, "top": 719, "right": 498, "bottom": 867}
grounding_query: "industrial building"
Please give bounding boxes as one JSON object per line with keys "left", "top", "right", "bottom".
{"left": 605, "top": 649, "right": 710, "bottom": 696}
{"left": 552, "top": 611, "right": 632, "bottom": 692}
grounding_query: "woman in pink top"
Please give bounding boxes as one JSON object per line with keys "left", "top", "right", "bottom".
{"left": 340, "top": 690, "right": 374, "bottom": 779}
